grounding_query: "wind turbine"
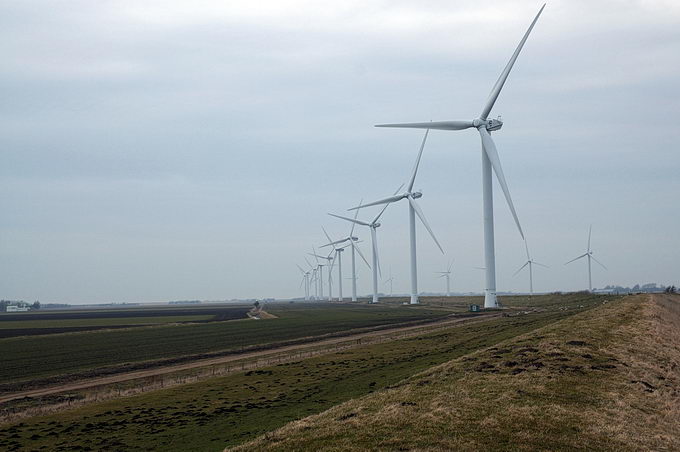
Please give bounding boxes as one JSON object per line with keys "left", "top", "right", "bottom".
{"left": 308, "top": 247, "right": 328, "bottom": 301}
{"left": 309, "top": 247, "right": 334, "bottom": 301}
{"left": 565, "top": 225, "right": 606, "bottom": 292}
{"left": 304, "top": 257, "right": 318, "bottom": 300}
{"left": 384, "top": 269, "right": 394, "bottom": 297}
{"left": 329, "top": 193, "right": 397, "bottom": 304}
{"left": 348, "top": 130, "right": 443, "bottom": 305}
{"left": 514, "top": 241, "right": 548, "bottom": 295}
{"left": 322, "top": 216, "right": 371, "bottom": 302}
{"left": 296, "top": 264, "right": 311, "bottom": 300}
{"left": 435, "top": 260, "right": 454, "bottom": 296}
{"left": 375, "top": 5, "right": 545, "bottom": 309}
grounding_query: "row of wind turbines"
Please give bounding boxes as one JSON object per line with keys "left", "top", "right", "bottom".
{"left": 296, "top": 4, "right": 606, "bottom": 307}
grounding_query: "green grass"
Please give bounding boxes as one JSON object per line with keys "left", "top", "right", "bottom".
{"left": 0, "top": 294, "right": 605, "bottom": 452}
{"left": 0, "top": 303, "right": 449, "bottom": 384}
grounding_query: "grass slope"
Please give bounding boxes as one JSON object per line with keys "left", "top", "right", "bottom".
{"left": 232, "top": 294, "right": 680, "bottom": 451}
{"left": 0, "top": 295, "right": 601, "bottom": 451}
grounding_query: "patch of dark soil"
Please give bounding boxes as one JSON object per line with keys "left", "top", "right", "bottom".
{"left": 503, "top": 361, "right": 518, "bottom": 367}
{"left": 631, "top": 380, "right": 656, "bottom": 392}
{"left": 591, "top": 364, "right": 616, "bottom": 370}
{"left": 400, "top": 401, "right": 417, "bottom": 406}
{"left": 336, "top": 412, "right": 357, "bottom": 421}
{"left": 566, "top": 340, "right": 589, "bottom": 346}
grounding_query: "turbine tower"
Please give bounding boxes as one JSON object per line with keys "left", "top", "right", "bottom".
{"left": 329, "top": 197, "right": 394, "bottom": 304}
{"left": 514, "top": 241, "right": 548, "bottom": 295}
{"left": 436, "top": 260, "right": 454, "bottom": 296}
{"left": 348, "top": 130, "right": 443, "bottom": 305}
{"left": 375, "top": 5, "right": 545, "bottom": 308}
{"left": 565, "top": 225, "right": 607, "bottom": 292}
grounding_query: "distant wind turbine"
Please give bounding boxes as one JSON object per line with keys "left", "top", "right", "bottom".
{"left": 322, "top": 210, "right": 371, "bottom": 301}
{"left": 329, "top": 190, "right": 398, "bottom": 303}
{"left": 349, "top": 130, "right": 443, "bottom": 305}
{"left": 375, "top": 5, "right": 546, "bottom": 309}
{"left": 565, "top": 225, "right": 606, "bottom": 292}
{"left": 384, "top": 269, "right": 395, "bottom": 297}
{"left": 514, "top": 241, "right": 548, "bottom": 296}
{"left": 435, "top": 260, "right": 454, "bottom": 296}
{"left": 296, "top": 264, "right": 311, "bottom": 300}
{"left": 309, "top": 246, "right": 334, "bottom": 301}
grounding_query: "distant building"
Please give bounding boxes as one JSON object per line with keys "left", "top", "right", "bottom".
{"left": 6, "top": 305, "right": 29, "bottom": 312}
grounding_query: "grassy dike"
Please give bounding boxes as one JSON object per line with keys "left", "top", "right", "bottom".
{"left": 233, "top": 294, "right": 680, "bottom": 452}
{"left": 0, "top": 296, "right": 604, "bottom": 451}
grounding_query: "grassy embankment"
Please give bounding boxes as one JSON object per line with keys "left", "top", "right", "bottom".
{"left": 233, "top": 293, "right": 680, "bottom": 452}
{"left": 0, "top": 293, "right": 606, "bottom": 451}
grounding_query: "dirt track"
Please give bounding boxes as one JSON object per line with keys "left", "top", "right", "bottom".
{"left": 0, "top": 313, "right": 500, "bottom": 405}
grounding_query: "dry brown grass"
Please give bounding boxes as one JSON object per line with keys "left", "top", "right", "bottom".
{"left": 228, "top": 294, "right": 680, "bottom": 451}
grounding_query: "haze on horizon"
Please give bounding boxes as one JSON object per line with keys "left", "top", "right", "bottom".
{"left": 1, "top": 0, "right": 679, "bottom": 304}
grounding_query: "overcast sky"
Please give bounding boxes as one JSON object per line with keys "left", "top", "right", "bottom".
{"left": 1, "top": 0, "right": 679, "bottom": 303}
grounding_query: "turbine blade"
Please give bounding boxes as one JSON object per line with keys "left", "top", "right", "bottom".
{"left": 375, "top": 120, "right": 474, "bottom": 131}
{"left": 480, "top": 4, "right": 545, "bottom": 120}
{"left": 524, "top": 239, "right": 531, "bottom": 261}
{"left": 448, "top": 259, "right": 454, "bottom": 273}
{"left": 296, "top": 264, "right": 305, "bottom": 274}
{"left": 590, "top": 254, "right": 607, "bottom": 270}
{"left": 311, "top": 247, "right": 319, "bottom": 264}
{"left": 350, "top": 198, "right": 362, "bottom": 236}
{"left": 321, "top": 226, "right": 334, "bottom": 246}
{"left": 564, "top": 253, "right": 588, "bottom": 265}
{"left": 371, "top": 227, "right": 381, "bottom": 278}
{"left": 329, "top": 251, "right": 337, "bottom": 274}
{"left": 373, "top": 183, "right": 404, "bottom": 223}
{"left": 588, "top": 224, "right": 592, "bottom": 252}
{"left": 407, "top": 129, "right": 430, "bottom": 192}
{"left": 479, "top": 127, "right": 524, "bottom": 238}
{"left": 304, "top": 257, "right": 313, "bottom": 269}
{"left": 352, "top": 241, "right": 371, "bottom": 269}
{"left": 321, "top": 237, "right": 350, "bottom": 248}
{"left": 408, "top": 196, "right": 444, "bottom": 254}
{"left": 513, "top": 261, "right": 529, "bottom": 277}
{"left": 328, "top": 213, "right": 371, "bottom": 227}
{"left": 533, "top": 261, "right": 549, "bottom": 269}
{"left": 308, "top": 253, "right": 328, "bottom": 260}
{"left": 349, "top": 194, "right": 403, "bottom": 210}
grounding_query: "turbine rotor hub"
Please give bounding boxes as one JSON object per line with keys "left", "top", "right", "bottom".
{"left": 473, "top": 117, "right": 504, "bottom": 131}
{"left": 412, "top": 192, "right": 423, "bottom": 199}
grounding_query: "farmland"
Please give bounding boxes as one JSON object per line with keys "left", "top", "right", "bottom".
{"left": 0, "top": 303, "right": 450, "bottom": 389}
{"left": 0, "top": 293, "right": 617, "bottom": 451}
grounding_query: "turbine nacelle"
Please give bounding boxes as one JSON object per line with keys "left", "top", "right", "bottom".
{"left": 472, "top": 117, "right": 503, "bottom": 132}
{"left": 410, "top": 191, "right": 423, "bottom": 199}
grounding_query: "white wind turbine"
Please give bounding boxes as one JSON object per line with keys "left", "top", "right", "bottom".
{"left": 310, "top": 247, "right": 334, "bottom": 301}
{"left": 384, "top": 268, "right": 395, "bottom": 297}
{"left": 348, "top": 130, "right": 443, "bottom": 305}
{"left": 375, "top": 5, "right": 545, "bottom": 308}
{"left": 514, "top": 241, "right": 548, "bottom": 296}
{"left": 565, "top": 225, "right": 607, "bottom": 292}
{"left": 308, "top": 246, "right": 330, "bottom": 301}
{"left": 329, "top": 195, "right": 396, "bottom": 304}
{"left": 296, "top": 264, "right": 311, "bottom": 300}
{"left": 322, "top": 212, "right": 371, "bottom": 302}
{"left": 435, "top": 260, "right": 454, "bottom": 296}
{"left": 304, "top": 257, "right": 318, "bottom": 300}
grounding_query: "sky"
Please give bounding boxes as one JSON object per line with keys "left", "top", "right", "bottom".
{"left": 1, "top": 0, "right": 679, "bottom": 303}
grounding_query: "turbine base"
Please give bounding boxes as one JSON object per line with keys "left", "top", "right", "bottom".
{"left": 484, "top": 290, "right": 498, "bottom": 309}
{"left": 410, "top": 294, "right": 419, "bottom": 305}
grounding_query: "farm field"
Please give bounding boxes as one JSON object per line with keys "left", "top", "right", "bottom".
{"left": 0, "top": 305, "right": 253, "bottom": 338}
{"left": 0, "top": 303, "right": 451, "bottom": 388}
{"left": 234, "top": 293, "right": 680, "bottom": 452}
{"left": 0, "top": 293, "right": 611, "bottom": 451}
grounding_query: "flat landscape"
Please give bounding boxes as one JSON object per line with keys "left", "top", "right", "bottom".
{"left": 2, "top": 292, "right": 663, "bottom": 451}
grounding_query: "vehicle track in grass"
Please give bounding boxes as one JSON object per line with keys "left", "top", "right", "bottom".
{"left": 0, "top": 312, "right": 500, "bottom": 406}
